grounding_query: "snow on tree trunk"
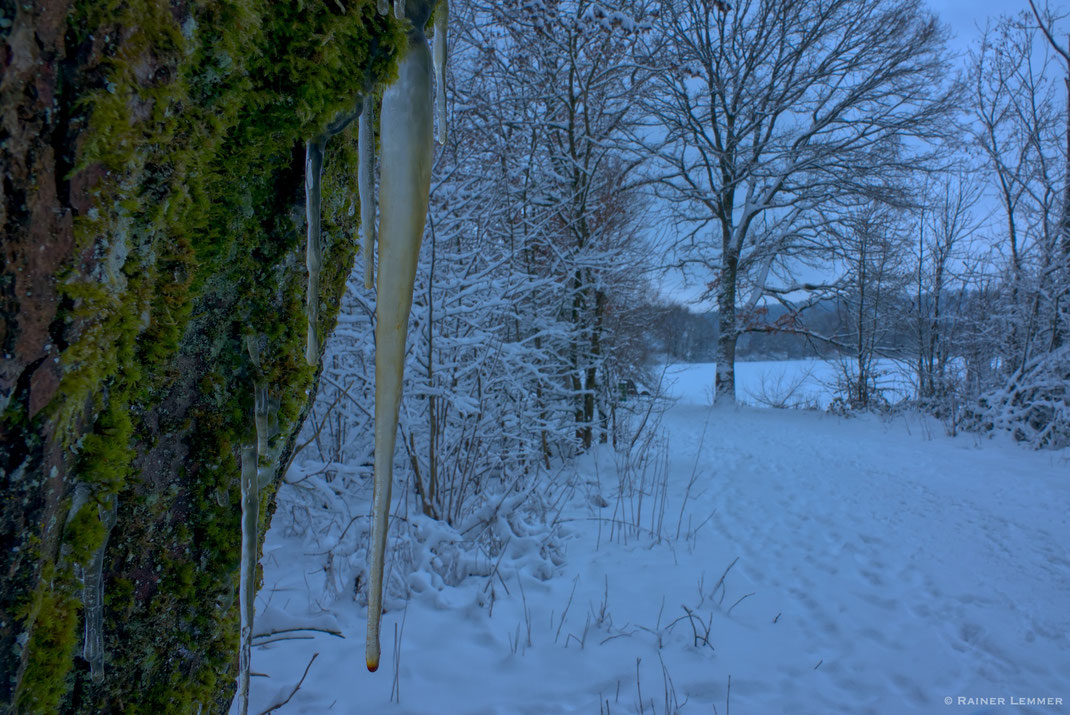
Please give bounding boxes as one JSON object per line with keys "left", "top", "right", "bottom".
{"left": 367, "top": 30, "right": 434, "bottom": 673}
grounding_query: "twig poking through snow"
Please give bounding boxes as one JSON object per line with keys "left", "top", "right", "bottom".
{"left": 727, "top": 592, "right": 755, "bottom": 616}
{"left": 712, "top": 557, "right": 739, "bottom": 606}
{"left": 258, "top": 652, "right": 319, "bottom": 715}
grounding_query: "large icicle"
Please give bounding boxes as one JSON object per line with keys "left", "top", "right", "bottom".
{"left": 238, "top": 444, "right": 258, "bottom": 715}
{"left": 360, "top": 94, "right": 377, "bottom": 290}
{"left": 83, "top": 494, "right": 117, "bottom": 683}
{"left": 367, "top": 27, "right": 434, "bottom": 673}
{"left": 304, "top": 136, "right": 326, "bottom": 366}
{"left": 433, "top": 0, "right": 449, "bottom": 145}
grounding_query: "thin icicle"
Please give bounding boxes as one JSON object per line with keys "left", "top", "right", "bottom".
{"left": 360, "top": 94, "right": 377, "bottom": 291}
{"left": 83, "top": 494, "right": 117, "bottom": 683}
{"left": 378, "top": 0, "right": 389, "bottom": 14}
{"left": 238, "top": 444, "right": 258, "bottom": 715}
{"left": 305, "top": 136, "right": 326, "bottom": 367}
{"left": 433, "top": 0, "right": 449, "bottom": 145}
{"left": 367, "top": 28, "right": 434, "bottom": 673}
{"left": 394, "top": 0, "right": 405, "bottom": 20}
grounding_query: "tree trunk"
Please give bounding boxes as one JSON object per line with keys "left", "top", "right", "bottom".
{"left": 0, "top": 3, "right": 399, "bottom": 710}
{"left": 715, "top": 253, "right": 738, "bottom": 406}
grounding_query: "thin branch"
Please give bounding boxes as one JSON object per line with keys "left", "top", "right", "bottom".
{"left": 259, "top": 652, "right": 320, "bottom": 715}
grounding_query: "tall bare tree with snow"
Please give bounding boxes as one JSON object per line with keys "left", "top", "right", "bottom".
{"left": 637, "top": 0, "right": 957, "bottom": 404}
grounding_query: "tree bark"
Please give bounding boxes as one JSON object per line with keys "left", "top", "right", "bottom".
{"left": 0, "top": 2, "right": 398, "bottom": 710}
{"left": 715, "top": 252, "right": 739, "bottom": 406}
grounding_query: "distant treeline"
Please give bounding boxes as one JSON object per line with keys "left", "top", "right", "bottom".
{"left": 646, "top": 300, "right": 916, "bottom": 362}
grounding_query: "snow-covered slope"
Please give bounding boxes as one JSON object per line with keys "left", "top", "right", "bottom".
{"left": 241, "top": 367, "right": 1069, "bottom": 714}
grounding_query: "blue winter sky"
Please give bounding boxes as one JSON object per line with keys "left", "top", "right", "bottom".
{"left": 932, "top": 0, "right": 1016, "bottom": 52}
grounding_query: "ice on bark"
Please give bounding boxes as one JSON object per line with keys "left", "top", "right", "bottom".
{"left": 238, "top": 444, "right": 258, "bottom": 715}
{"left": 360, "top": 94, "right": 377, "bottom": 290}
{"left": 82, "top": 494, "right": 117, "bottom": 683}
{"left": 304, "top": 136, "right": 326, "bottom": 366}
{"left": 305, "top": 104, "right": 361, "bottom": 365}
{"left": 433, "top": 0, "right": 449, "bottom": 144}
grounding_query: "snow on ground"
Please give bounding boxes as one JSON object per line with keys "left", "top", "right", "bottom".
{"left": 240, "top": 363, "right": 1069, "bottom": 714}
{"left": 663, "top": 359, "right": 913, "bottom": 409}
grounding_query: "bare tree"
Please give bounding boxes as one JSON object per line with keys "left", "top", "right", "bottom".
{"left": 912, "top": 171, "right": 983, "bottom": 407}
{"left": 828, "top": 206, "right": 912, "bottom": 409}
{"left": 972, "top": 12, "right": 1067, "bottom": 368}
{"left": 1027, "top": 0, "right": 1070, "bottom": 347}
{"left": 460, "top": 0, "right": 657, "bottom": 448}
{"left": 965, "top": 9, "right": 1070, "bottom": 447}
{"left": 638, "top": 0, "right": 957, "bottom": 404}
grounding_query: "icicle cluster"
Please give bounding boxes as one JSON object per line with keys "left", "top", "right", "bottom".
{"left": 238, "top": 334, "right": 284, "bottom": 713}
{"left": 295, "top": 0, "right": 451, "bottom": 677}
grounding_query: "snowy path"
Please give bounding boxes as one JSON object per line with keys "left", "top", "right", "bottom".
{"left": 243, "top": 380, "right": 1069, "bottom": 714}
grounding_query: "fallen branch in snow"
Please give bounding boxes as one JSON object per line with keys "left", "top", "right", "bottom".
{"left": 259, "top": 652, "right": 319, "bottom": 715}
{"left": 253, "top": 635, "right": 314, "bottom": 646}
{"left": 253, "top": 627, "right": 344, "bottom": 640}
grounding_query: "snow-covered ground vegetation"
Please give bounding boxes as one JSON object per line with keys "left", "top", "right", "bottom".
{"left": 240, "top": 361, "right": 1068, "bottom": 714}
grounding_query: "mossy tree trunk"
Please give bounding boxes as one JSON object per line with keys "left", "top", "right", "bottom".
{"left": 0, "top": 1, "right": 403, "bottom": 711}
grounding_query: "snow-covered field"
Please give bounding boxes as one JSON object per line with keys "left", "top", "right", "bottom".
{"left": 241, "top": 363, "right": 1069, "bottom": 714}
{"left": 663, "top": 359, "right": 913, "bottom": 409}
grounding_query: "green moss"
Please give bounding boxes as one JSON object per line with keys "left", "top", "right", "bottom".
{"left": 15, "top": 565, "right": 81, "bottom": 714}
{"left": 64, "top": 504, "right": 109, "bottom": 566}
{"left": 10, "top": 0, "right": 411, "bottom": 709}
